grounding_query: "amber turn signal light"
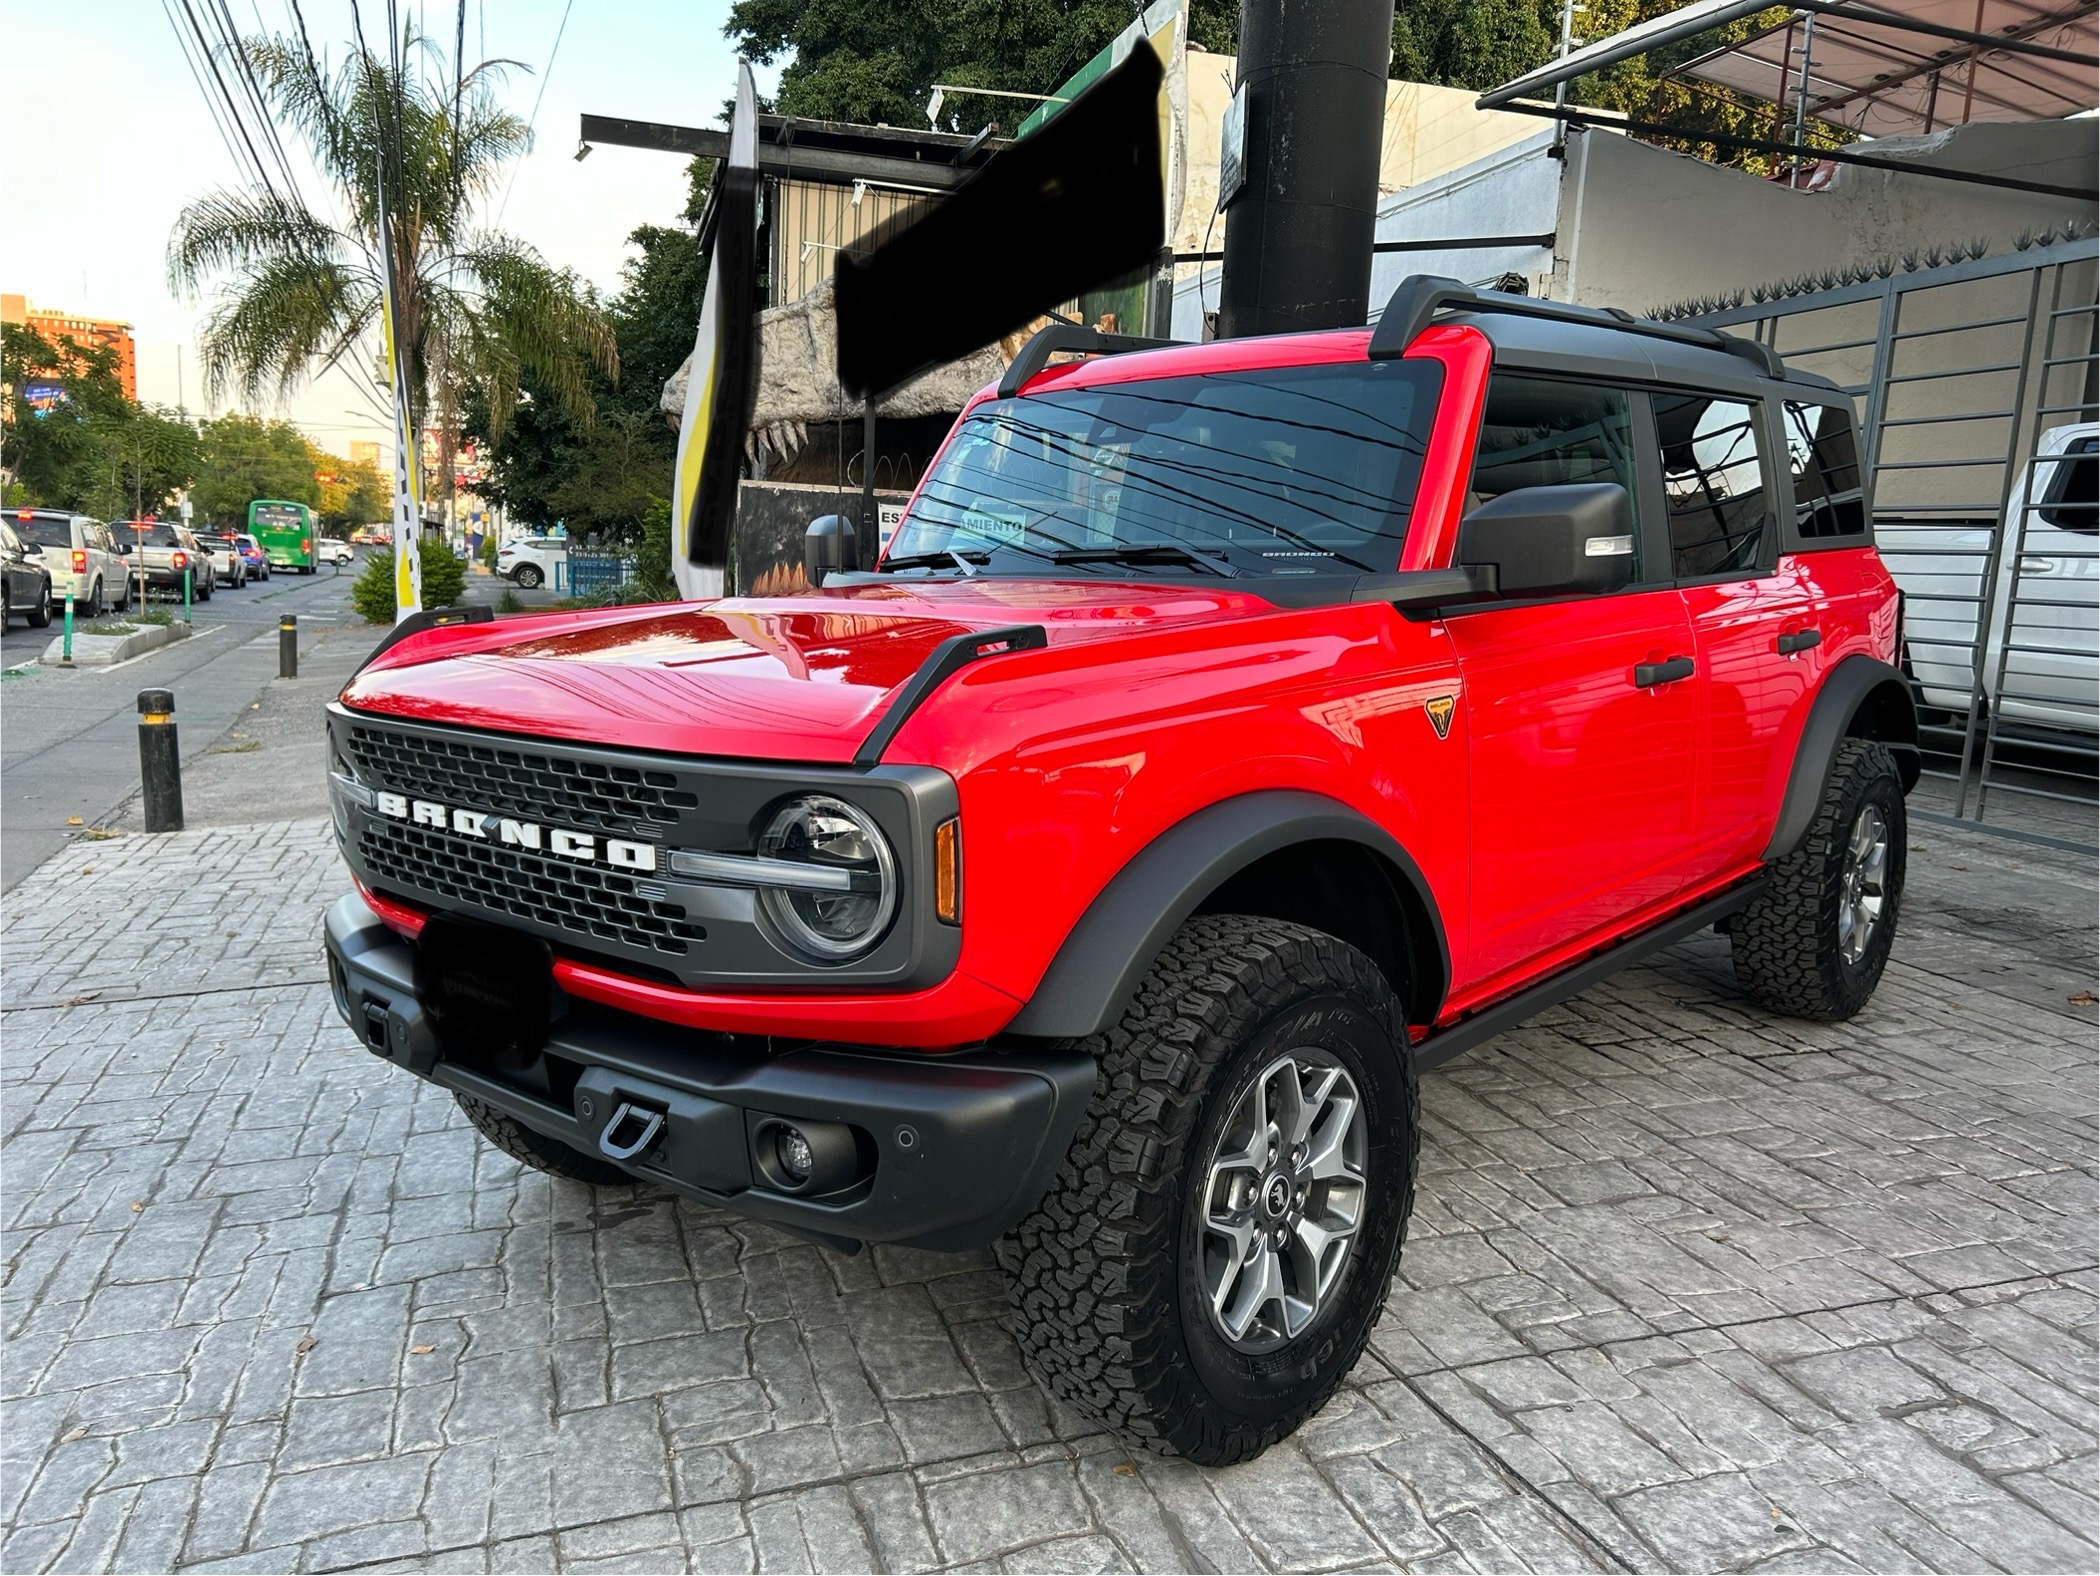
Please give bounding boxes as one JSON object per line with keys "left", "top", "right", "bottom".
{"left": 933, "top": 818, "right": 960, "bottom": 925}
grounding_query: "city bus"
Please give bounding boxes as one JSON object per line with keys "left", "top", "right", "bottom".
{"left": 248, "top": 499, "right": 316, "bottom": 573}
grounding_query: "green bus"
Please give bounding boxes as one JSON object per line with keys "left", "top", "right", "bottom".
{"left": 249, "top": 499, "right": 316, "bottom": 573}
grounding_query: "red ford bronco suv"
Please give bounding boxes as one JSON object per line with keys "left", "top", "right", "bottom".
{"left": 323, "top": 278, "right": 1918, "bottom": 1464}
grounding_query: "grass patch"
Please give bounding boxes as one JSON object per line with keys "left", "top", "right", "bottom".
{"left": 132, "top": 609, "right": 176, "bottom": 627}
{"left": 496, "top": 588, "right": 524, "bottom": 614}
{"left": 207, "top": 739, "right": 263, "bottom": 755}
{"left": 81, "top": 620, "right": 140, "bottom": 637}
{"left": 80, "top": 827, "right": 126, "bottom": 841}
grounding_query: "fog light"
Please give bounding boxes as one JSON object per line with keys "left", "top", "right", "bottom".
{"left": 776, "top": 1125, "right": 814, "bottom": 1183}
{"left": 751, "top": 1116, "right": 867, "bottom": 1196}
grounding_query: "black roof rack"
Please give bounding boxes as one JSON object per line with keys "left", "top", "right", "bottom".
{"left": 1367, "top": 274, "right": 1784, "bottom": 379}
{"left": 997, "top": 323, "right": 1179, "bottom": 398}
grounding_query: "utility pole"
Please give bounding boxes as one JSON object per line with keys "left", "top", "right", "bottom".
{"left": 1216, "top": 0, "right": 1396, "bottom": 338}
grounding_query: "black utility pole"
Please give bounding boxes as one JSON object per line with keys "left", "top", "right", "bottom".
{"left": 1216, "top": 0, "right": 1395, "bottom": 338}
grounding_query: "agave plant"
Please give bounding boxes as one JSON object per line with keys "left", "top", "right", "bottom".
{"left": 168, "top": 26, "right": 616, "bottom": 439}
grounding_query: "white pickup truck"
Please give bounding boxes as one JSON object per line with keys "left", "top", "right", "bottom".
{"left": 1880, "top": 422, "right": 2097, "bottom": 735}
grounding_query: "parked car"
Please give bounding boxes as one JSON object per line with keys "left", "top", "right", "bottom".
{"left": 1878, "top": 421, "right": 2097, "bottom": 734}
{"left": 113, "top": 521, "right": 214, "bottom": 601}
{"left": 317, "top": 536, "right": 355, "bottom": 566}
{"left": 493, "top": 536, "right": 567, "bottom": 589}
{"left": 233, "top": 534, "right": 270, "bottom": 579}
{"left": 9, "top": 509, "right": 128, "bottom": 614}
{"left": 1, "top": 521, "right": 54, "bottom": 627}
{"left": 200, "top": 531, "right": 250, "bottom": 588}
{"left": 323, "top": 279, "right": 1919, "bottom": 1465}
{"left": 350, "top": 526, "right": 391, "bottom": 547}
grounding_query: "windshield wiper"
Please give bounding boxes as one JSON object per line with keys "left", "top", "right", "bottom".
{"left": 877, "top": 549, "right": 990, "bottom": 575}
{"left": 1048, "top": 544, "right": 1238, "bottom": 577}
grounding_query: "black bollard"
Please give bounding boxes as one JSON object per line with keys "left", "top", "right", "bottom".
{"left": 279, "top": 614, "right": 298, "bottom": 679}
{"left": 138, "top": 689, "right": 184, "bottom": 833}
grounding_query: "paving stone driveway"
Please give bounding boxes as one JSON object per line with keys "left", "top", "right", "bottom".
{"left": 2, "top": 817, "right": 2094, "bottom": 1573}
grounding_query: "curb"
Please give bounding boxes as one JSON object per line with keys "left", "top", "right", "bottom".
{"left": 40, "top": 621, "right": 193, "bottom": 667}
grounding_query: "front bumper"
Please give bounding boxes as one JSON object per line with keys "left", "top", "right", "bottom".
{"left": 324, "top": 892, "right": 1095, "bottom": 1251}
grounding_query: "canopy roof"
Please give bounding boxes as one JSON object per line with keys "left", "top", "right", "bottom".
{"left": 1479, "top": 0, "right": 2098, "bottom": 139}
{"left": 1676, "top": 0, "right": 2099, "bottom": 137}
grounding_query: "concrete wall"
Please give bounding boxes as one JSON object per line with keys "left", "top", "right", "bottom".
{"left": 1556, "top": 119, "right": 2096, "bottom": 316}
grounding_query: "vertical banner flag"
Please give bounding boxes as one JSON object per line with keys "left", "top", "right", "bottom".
{"left": 672, "top": 63, "right": 763, "bottom": 601}
{"left": 375, "top": 147, "right": 423, "bottom": 622}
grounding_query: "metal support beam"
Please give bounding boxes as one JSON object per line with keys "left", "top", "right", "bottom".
{"left": 579, "top": 114, "right": 994, "bottom": 191}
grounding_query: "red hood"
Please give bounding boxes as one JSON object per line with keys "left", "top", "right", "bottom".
{"left": 340, "top": 579, "right": 1281, "bottom": 763}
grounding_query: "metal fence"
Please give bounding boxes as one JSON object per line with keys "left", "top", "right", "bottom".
{"left": 1694, "top": 237, "right": 2099, "bottom": 849}
{"left": 564, "top": 556, "right": 635, "bottom": 598}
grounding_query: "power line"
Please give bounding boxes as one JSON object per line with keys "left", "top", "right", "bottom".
{"left": 495, "top": 0, "right": 575, "bottom": 226}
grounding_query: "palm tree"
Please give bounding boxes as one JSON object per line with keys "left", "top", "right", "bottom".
{"left": 168, "top": 25, "right": 616, "bottom": 451}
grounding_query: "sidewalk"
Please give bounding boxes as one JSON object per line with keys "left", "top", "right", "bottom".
{"left": 1, "top": 700, "right": 2094, "bottom": 1570}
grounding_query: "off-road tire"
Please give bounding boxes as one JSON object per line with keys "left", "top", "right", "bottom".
{"left": 27, "top": 581, "right": 51, "bottom": 628}
{"left": 454, "top": 1092, "right": 635, "bottom": 1186}
{"left": 997, "top": 915, "right": 1418, "bottom": 1466}
{"left": 1732, "top": 738, "right": 1906, "bottom": 1020}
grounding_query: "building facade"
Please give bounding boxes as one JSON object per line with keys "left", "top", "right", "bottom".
{"left": 0, "top": 294, "right": 138, "bottom": 399}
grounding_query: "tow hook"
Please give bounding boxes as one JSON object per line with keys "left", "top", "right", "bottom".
{"left": 597, "top": 1101, "right": 666, "bottom": 1162}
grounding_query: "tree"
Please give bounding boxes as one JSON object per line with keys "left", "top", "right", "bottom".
{"left": 189, "top": 415, "right": 318, "bottom": 527}
{"left": 1, "top": 323, "right": 199, "bottom": 518}
{"left": 730, "top": 1, "right": 1810, "bottom": 176}
{"left": 467, "top": 158, "right": 713, "bottom": 542}
{"left": 166, "top": 23, "right": 618, "bottom": 469}
{"left": 727, "top": 1, "right": 1145, "bottom": 129}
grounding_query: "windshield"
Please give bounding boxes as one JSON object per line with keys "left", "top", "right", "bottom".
{"left": 888, "top": 360, "right": 1442, "bottom": 578}
{"left": 13, "top": 516, "right": 73, "bottom": 549}
{"left": 116, "top": 523, "right": 183, "bottom": 548}
{"left": 253, "top": 504, "right": 303, "bottom": 530}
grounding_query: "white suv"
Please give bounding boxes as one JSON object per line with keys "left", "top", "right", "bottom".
{"left": 10, "top": 509, "right": 128, "bottom": 614}
{"left": 495, "top": 536, "right": 568, "bottom": 590}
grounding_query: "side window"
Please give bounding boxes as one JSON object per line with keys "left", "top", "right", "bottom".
{"left": 1653, "top": 393, "right": 1770, "bottom": 578}
{"left": 1469, "top": 375, "right": 1644, "bottom": 583}
{"left": 2036, "top": 436, "right": 2097, "bottom": 534}
{"left": 1783, "top": 401, "right": 1866, "bottom": 540}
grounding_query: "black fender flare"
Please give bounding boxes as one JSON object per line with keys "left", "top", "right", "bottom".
{"left": 1765, "top": 654, "right": 1920, "bottom": 862}
{"left": 1004, "top": 790, "right": 1451, "bottom": 1040}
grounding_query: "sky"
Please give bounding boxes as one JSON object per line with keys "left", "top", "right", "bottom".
{"left": 0, "top": 0, "right": 778, "bottom": 459}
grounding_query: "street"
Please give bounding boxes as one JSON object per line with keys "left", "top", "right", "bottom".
{"left": 0, "top": 600, "right": 2093, "bottom": 1572}
{"left": 3, "top": 558, "right": 388, "bottom": 892}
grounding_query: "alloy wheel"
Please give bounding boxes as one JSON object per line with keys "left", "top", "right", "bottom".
{"left": 1838, "top": 803, "right": 1889, "bottom": 966}
{"left": 1198, "top": 1050, "right": 1368, "bottom": 1353}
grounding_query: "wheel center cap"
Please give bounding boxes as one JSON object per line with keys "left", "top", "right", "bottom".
{"left": 1262, "top": 1174, "right": 1292, "bottom": 1220}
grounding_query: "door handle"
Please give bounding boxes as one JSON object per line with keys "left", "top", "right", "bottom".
{"left": 1775, "top": 628, "right": 1823, "bottom": 655}
{"left": 2018, "top": 557, "right": 2057, "bottom": 576}
{"left": 1633, "top": 656, "right": 1695, "bottom": 687}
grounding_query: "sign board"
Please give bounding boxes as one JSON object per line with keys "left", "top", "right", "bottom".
{"left": 878, "top": 501, "right": 906, "bottom": 552}
{"left": 1218, "top": 81, "right": 1247, "bottom": 211}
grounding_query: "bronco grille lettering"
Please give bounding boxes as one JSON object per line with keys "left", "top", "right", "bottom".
{"left": 373, "top": 794, "right": 657, "bottom": 873}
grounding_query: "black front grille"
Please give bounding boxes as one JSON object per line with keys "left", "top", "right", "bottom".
{"left": 359, "top": 821, "right": 707, "bottom": 957}
{"left": 345, "top": 723, "right": 700, "bottom": 834}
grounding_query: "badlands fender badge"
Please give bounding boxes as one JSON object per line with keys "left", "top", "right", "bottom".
{"left": 1424, "top": 695, "right": 1456, "bottom": 740}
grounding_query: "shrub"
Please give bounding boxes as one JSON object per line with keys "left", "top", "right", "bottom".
{"left": 631, "top": 498, "right": 678, "bottom": 604}
{"left": 478, "top": 534, "right": 498, "bottom": 569}
{"left": 350, "top": 546, "right": 468, "bottom": 624}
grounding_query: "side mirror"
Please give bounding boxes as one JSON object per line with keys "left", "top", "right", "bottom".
{"left": 802, "top": 514, "right": 858, "bottom": 587}
{"left": 1457, "top": 483, "right": 1635, "bottom": 599}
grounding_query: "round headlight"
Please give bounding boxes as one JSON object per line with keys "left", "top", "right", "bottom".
{"left": 757, "top": 795, "right": 897, "bottom": 960}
